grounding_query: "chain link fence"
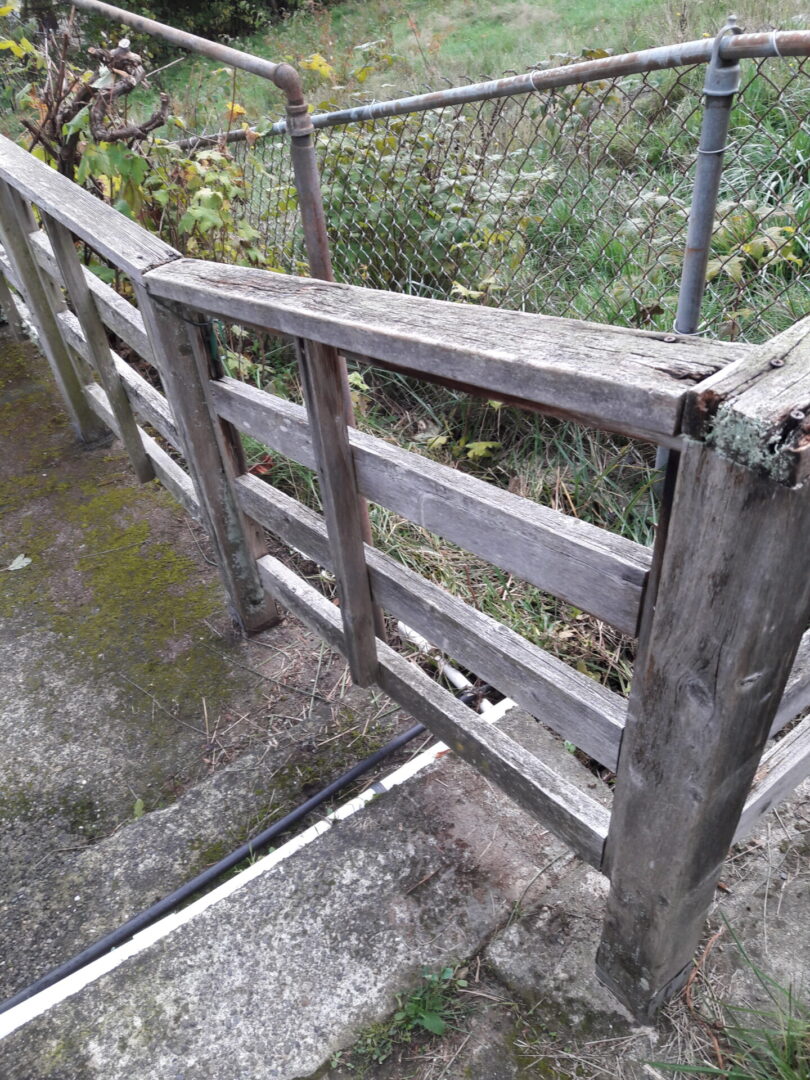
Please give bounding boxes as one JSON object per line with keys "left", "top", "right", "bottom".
{"left": 232, "top": 53, "right": 809, "bottom": 344}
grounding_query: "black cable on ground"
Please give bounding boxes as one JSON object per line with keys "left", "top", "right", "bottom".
{"left": 0, "top": 721, "right": 427, "bottom": 1015}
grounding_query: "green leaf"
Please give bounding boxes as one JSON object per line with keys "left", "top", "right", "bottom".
{"left": 465, "top": 440, "right": 500, "bottom": 461}
{"left": 418, "top": 1012, "right": 446, "bottom": 1035}
{"left": 61, "top": 106, "right": 89, "bottom": 138}
{"left": 133, "top": 798, "right": 145, "bottom": 819}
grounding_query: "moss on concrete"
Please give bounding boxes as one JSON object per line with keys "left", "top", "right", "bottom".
{"left": 0, "top": 334, "right": 263, "bottom": 844}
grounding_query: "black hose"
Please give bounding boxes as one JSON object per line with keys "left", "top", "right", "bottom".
{"left": 0, "top": 722, "right": 426, "bottom": 1015}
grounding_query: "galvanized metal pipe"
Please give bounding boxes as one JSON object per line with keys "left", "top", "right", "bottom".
{"left": 172, "top": 28, "right": 810, "bottom": 150}
{"left": 655, "top": 20, "right": 743, "bottom": 476}
{"left": 67, "top": 0, "right": 285, "bottom": 84}
{"left": 675, "top": 17, "right": 744, "bottom": 335}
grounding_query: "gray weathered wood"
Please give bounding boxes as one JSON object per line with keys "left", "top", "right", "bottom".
{"left": 254, "top": 549, "right": 611, "bottom": 867}
{"left": 0, "top": 180, "right": 107, "bottom": 442}
{"left": 596, "top": 439, "right": 810, "bottom": 1021}
{"left": 211, "top": 377, "right": 651, "bottom": 635}
{"left": 43, "top": 213, "right": 154, "bottom": 483}
{"left": 144, "top": 258, "right": 749, "bottom": 440}
{"left": 29, "top": 230, "right": 155, "bottom": 364}
{"left": 734, "top": 715, "right": 810, "bottom": 843}
{"left": 0, "top": 248, "right": 21, "bottom": 293}
{"left": 237, "top": 472, "right": 626, "bottom": 769}
{"left": 56, "top": 308, "right": 179, "bottom": 447}
{"left": 0, "top": 135, "right": 178, "bottom": 281}
{"left": 295, "top": 337, "right": 378, "bottom": 685}
{"left": 84, "top": 382, "right": 199, "bottom": 519}
{"left": 0, "top": 267, "right": 24, "bottom": 340}
{"left": 685, "top": 316, "right": 810, "bottom": 484}
{"left": 771, "top": 629, "right": 810, "bottom": 737}
{"left": 134, "top": 284, "right": 279, "bottom": 632}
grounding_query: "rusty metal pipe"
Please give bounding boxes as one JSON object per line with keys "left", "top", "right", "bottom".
{"left": 66, "top": 0, "right": 385, "bottom": 637}
{"left": 67, "top": 0, "right": 287, "bottom": 86}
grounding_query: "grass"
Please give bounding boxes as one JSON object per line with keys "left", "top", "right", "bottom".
{"left": 654, "top": 925, "right": 810, "bottom": 1080}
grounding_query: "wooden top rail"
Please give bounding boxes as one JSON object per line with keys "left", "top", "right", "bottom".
{"left": 685, "top": 315, "right": 810, "bottom": 486}
{"left": 0, "top": 136, "right": 178, "bottom": 280}
{"left": 144, "top": 259, "right": 750, "bottom": 442}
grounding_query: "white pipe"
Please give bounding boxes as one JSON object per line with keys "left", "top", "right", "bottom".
{"left": 397, "top": 621, "right": 505, "bottom": 713}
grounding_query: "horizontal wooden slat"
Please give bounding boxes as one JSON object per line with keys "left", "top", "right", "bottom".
{"left": 237, "top": 472, "right": 626, "bottom": 769}
{"left": 0, "top": 135, "right": 178, "bottom": 280}
{"left": 212, "top": 377, "right": 650, "bottom": 635}
{"left": 255, "top": 549, "right": 610, "bottom": 867}
{"left": 56, "top": 308, "right": 178, "bottom": 445}
{"left": 83, "top": 383, "right": 199, "bottom": 518}
{"left": 29, "top": 231, "right": 155, "bottom": 363}
{"left": 144, "top": 257, "right": 750, "bottom": 440}
{"left": 734, "top": 714, "right": 810, "bottom": 843}
{"left": 771, "top": 628, "right": 810, "bottom": 737}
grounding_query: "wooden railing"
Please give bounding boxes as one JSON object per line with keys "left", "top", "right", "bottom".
{"left": 2, "top": 133, "right": 810, "bottom": 1021}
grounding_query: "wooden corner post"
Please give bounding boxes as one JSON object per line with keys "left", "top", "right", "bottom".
{"left": 135, "top": 283, "right": 280, "bottom": 633}
{"left": 596, "top": 321, "right": 810, "bottom": 1021}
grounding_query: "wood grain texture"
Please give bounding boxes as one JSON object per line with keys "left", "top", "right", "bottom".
{"left": 734, "top": 715, "right": 810, "bottom": 842}
{"left": 0, "top": 135, "right": 178, "bottom": 280}
{"left": 0, "top": 265, "right": 24, "bottom": 340}
{"left": 771, "top": 629, "right": 810, "bottom": 737}
{"left": 211, "top": 378, "right": 651, "bottom": 635}
{"left": 56, "top": 308, "right": 179, "bottom": 447}
{"left": 134, "top": 284, "right": 279, "bottom": 632}
{"left": 0, "top": 181, "right": 107, "bottom": 442}
{"left": 43, "top": 214, "right": 154, "bottom": 483}
{"left": 144, "top": 258, "right": 749, "bottom": 439}
{"left": 29, "top": 231, "right": 155, "bottom": 364}
{"left": 597, "top": 439, "right": 810, "bottom": 1021}
{"left": 237, "top": 472, "right": 626, "bottom": 769}
{"left": 295, "top": 337, "right": 378, "bottom": 685}
{"left": 84, "top": 382, "right": 199, "bottom": 518}
{"left": 254, "top": 549, "right": 611, "bottom": 867}
{"left": 685, "top": 316, "right": 810, "bottom": 484}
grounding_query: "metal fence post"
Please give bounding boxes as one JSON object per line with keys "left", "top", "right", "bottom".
{"left": 281, "top": 74, "right": 387, "bottom": 642}
{"left": 655, "top": 16, "right": 744, "bottom": 477}
{"left": 675, "top": 16, "right": 744, "bottom": 336}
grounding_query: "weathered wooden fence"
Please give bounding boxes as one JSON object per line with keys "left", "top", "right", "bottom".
{"left": 1, "top": 134, "right": 810, "bottom": 1021}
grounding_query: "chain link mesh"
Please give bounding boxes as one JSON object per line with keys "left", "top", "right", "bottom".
{"left": 232, "top": 55, "right": 809, "bottom": 344}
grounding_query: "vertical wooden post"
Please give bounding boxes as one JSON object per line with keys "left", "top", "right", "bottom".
{"left": 297, "top": 336, "right": 379, "bottom": 686}
{"left": 0, "top": 269, "right": 25, "bottom": 341}
{"left": 134, "top": 283, "right": 280, "bottom": 633}
{"left": 41, "top": 214, "right": 154, "bottom": 483}
{"left": 0, "top": 180, "right": 107, "bottom": 442}
{"left": 596, "top": 438, "right": 810, "bottom": 1020}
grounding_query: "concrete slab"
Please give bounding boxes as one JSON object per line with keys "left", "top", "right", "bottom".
{"left": 0, "top": 753, "right": 573, "bottom": 1079}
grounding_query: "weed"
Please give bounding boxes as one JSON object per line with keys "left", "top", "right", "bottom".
{"left": 342, "top": 965, "right": 469, "bottom": 1071}
{"left": 656, "top": 924, "right": 810, "bottom": 1079}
